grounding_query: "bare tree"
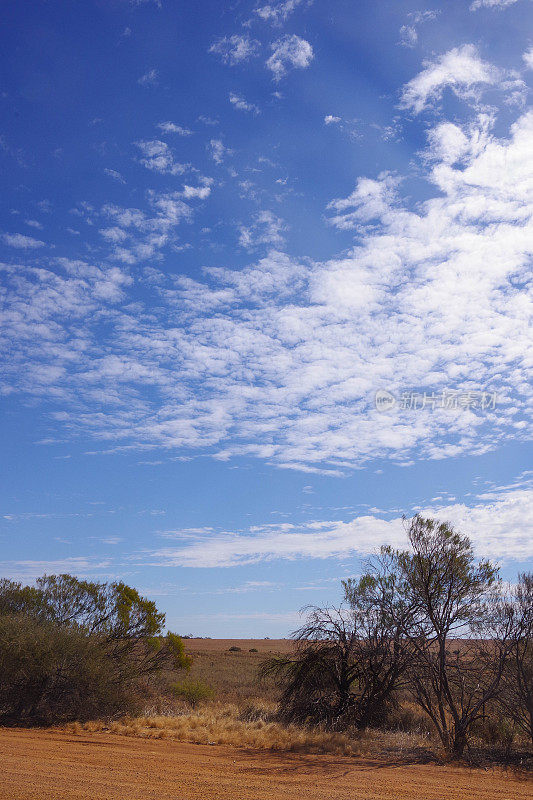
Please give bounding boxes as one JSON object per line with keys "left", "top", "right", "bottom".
{"left": 497, "top": 573, "right": 533, "bottom": 742}
{"left": 260, "top": 572, "right": 407, "bottom": 730}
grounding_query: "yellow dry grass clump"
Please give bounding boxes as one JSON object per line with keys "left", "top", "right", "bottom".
{"left": 65, "top": 700, "right": 356, "bottom": 755}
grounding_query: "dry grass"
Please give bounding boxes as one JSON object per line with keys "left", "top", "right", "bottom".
{"left": 64, "top": 700, "right": 357, "bottom": 755}
{"left": 64, "top": 698, "right": 440, "bottom": 761}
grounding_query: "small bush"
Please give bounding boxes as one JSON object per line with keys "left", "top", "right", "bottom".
{"left": 228, "top": 646, "right": 242, "bottom": 652}
{"left": 387, "top": 702, "right": 432, "bottom": 735}
{"left": 249, "top": 648, "right": 258, "bottom": 653}
{"left": 171, "top": 680, "right": 214, "bottom": 707}
{"left": 472, "top": 715, "right": 517, "bottom": 748}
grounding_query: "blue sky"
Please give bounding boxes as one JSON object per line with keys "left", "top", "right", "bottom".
{"left": 1, "top": 0, "right": 532, "bottom": 637}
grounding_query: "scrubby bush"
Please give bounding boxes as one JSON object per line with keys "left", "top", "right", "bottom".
{"left": 0, "top": 574, "right": 190, "bottom": 724}
{"left": 228, "top": 646, "right": 242, "bottom": 652}
{"left": 171, "top": 679, "right": 214, "bottom": 707}
{"left": 261, "top": 574, "right": 407, "bottom": 731}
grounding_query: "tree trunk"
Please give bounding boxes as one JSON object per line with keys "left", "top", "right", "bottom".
{"left": 452, "top": 730, "right": 467, "bottom": 758}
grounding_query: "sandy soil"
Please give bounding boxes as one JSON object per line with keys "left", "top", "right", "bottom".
{"left": 1, "top": 728, "right": 530, "bottom": 800}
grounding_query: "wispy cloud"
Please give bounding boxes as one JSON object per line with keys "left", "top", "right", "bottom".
{"left": 157, "top": 121, "right": 193, "bottom": 136}
{"left": 209, "top": 35, "right": 260, "bottom": 65}
{"left": 3, "top": 233, "right": 45, "bottom": 248}
{"left": 523, "top": 46, "right": 533, "bottom": 70}
{"left": 238, "top": 210, "right": 287, "bottom": 249}
{"left": 229, "top": 92, "right": 260, "bottom": 114}
{"left": 147, "top": 483, "right": 533, "bottom": 567}
{"left": 255, "top": 0, "right": 305, "bottom": 25}
{"left": 471, "top": 0, "right": 521, "bottom": 9}
{"left": 104, "top": 168, "right": 126, "bottom": 183}
{"left": 137, "top": 68, "right": 159, "bottom": 86}
{"left": 0, "top": 557, "right": 113, "bottom": 582}
{"left": 208, "top": 138, "right": 232, "bottom": 164}
{"left": 398, "top": 10, "right": 439, "bottom": 48}
{"left": 400, "top": 45, "right": 524, "bottom": 113}
{"left": 135, "top": 139, "right": 188, "bottom": 175}
{"left": 1, "top": 78, "right": 531, "bottom": 477}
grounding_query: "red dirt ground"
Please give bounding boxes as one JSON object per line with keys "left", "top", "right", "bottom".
{"left": 1, "top": 728, "right": 530, "bottom": 800}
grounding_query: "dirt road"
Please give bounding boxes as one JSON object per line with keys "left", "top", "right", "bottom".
{"left": 0, "top": 728, "right": 530, "bottom": 800}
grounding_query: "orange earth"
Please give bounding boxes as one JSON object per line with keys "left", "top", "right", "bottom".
{"left": 1, "top": 728, "right": 530, "bottom": 800}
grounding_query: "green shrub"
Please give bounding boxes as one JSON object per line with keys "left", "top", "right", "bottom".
{"left": 0, "top": 575, "right": 190, "bottom": 724}
{"left": 228, "top": 646, "right": 242, "bottom": 652}
{"left": 171, "top": 680, "right": 214, "bottom": 707}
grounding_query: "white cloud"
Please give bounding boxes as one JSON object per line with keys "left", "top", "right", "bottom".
{"left": 137, "top": 68, "right": 159, "bottom": 87}
{"left": 471, "top": 0, "right": 521, "bottom": 8}
{"left": 209, "top": 35, "right": 260, "bottom": 65}
{"left": 198, "top": 115, "right": 219, "bottom": 126}
{"left": 92, "top": 191, "right": 194, "bottom": 264}
{"left": 1, "top": 105, "right": 532, "bottom": 474}
{"left": 400, "top": 44, "right": 524, "bottom": 113}
{"left": 399, "top": 25, "right": 417, "bottom": 48}
{"left": 3, "top": 233, "right": 45, "bottom": 248}
{"left": 181, "top": 177, "right": 213, "bottom": 200}
{"left": 266, "top": 34, "right": 314, "bottom": 80}
{"left": 523, "top": 46, "right": 533, "bottom": 70}
{"left": 238, "top": 210, "right": 287, "bottom": 249}
{"left": 326, "top": 173, "right": 399, "bottom": 227}
{"left": 0, "top": 558, "right": 113, "bottom": 582}
{"left": 100, "top": 226, "right": 128, "bottom": 244}
{"left": 148, "top": 483, "right": 533, "bottom": 567}
{"left": 425, "top": 121, "right": 471, "bottom": 164}
{"left": 399, "top": 9, "right": 439, "bottom": 47}
{"left": 104, "top": 168, "right": 126, "bottom": 183}
{"left": 410, "top": 10, "right": 440, "bottom": 23}
{"left": 208, "top": 138, "right": 232, "bottom": 164}
{"left": 324, "top": 115, "right": 341, "bottom": 125}
{"left": 135, "top": 139, "right": 188, "bottom": 175}
{"left": 157, "top": 121, "right": 193, "bottom": 135}
{"left": 255, "top": 0, "right": 304, "bottom": 24}
{"left": 229, "top": 92, "right": 260, "bottom": 114}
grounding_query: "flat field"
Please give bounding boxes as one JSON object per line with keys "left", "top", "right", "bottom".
{"left": 182, "top": 638, "right": 293, "bottom": 702}
{"left": 1, "top": 727, "right": 530, "bottom": 800}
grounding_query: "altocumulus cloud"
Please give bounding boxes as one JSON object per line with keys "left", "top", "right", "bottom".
{"left": 0, "top": 51, "right": 532, "bottom": 476}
